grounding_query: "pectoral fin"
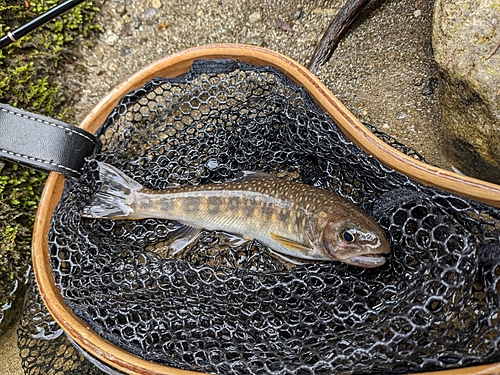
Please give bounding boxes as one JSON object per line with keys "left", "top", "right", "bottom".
{"left": 270, "top": 233, "right": 311, "bottom": 253}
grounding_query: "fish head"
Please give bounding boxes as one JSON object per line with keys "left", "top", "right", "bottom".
{"left": 309, "top": 211, "right": 390, "bottom": 268}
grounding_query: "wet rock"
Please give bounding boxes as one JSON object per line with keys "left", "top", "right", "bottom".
{"left": 421, "top": 77, "right": 438, "bottom": 96}
{"left": 248, "top": 11, "right": 261, "bottom": 23}
{"left": 121, "top": 46, "right": 132, "bottom": 56}
{"left": 105, "top": 30, "right": 119, "bottom": 46}
{"left": 115, "top": 3, "right": 126, "bottom": 16}
{"left": 244, "top": 35, "right": 264, "bottom": 46}
{"left": 151, "top": 0, "right": 162, "bottom": 9}
{"left": 432, "top": 0, "right": 500, "bottom": 183}
{"left": 132, "top": 17, "right": 142, "bottom": 29}
{"left": 312, "top": 8, "right": 336, "bottom": 16}
{"left": 140, "top": 8, "right": 158, "bottom": 25}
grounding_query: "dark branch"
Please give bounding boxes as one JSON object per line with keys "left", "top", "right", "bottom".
{"left": 308, "top": 0, "right": 373, "bottom": 72}
{"left": 485, "top": 38, "right": 500, "bottom": 60}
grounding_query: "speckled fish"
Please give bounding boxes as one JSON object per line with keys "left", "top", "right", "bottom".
{"left": 81, "top": 162, "right": 390, "bottom": 268}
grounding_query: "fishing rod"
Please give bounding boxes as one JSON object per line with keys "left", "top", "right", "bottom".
{"left": 0, "top": 0, "right": 86, "bottom": 49}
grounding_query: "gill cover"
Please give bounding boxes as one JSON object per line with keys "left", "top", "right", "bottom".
{"left": 307, "top": 212, "right": 390, "bottom": 268}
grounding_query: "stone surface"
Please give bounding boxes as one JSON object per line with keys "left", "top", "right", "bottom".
{"left": 433, "top": 0, "right": 500, "bottom": 183}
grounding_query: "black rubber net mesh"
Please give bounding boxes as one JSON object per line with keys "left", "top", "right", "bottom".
{"left": 17, "top": 59, "right": 500, "bottom": 375}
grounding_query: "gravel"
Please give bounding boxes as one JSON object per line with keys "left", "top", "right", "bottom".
{"left": 68, "top": 0, "right": 449, "bottom": 168}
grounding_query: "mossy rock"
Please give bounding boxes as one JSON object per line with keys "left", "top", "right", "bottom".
{"left": 0, "top": 162, "right": 45, "bottom": 336}
{"left": 0, "top": 0, "right": 101, "bottom": 336}
{"left": 0, "top": 0, "right": 101, "bottom": 115}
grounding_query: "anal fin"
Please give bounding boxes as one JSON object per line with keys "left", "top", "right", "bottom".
{"left": 219, "top": 232, "right": 251, "bottom": 247}
{"left": 266, "top": 248, "right": 309, "bottom": 266}
{"left": 167, "top": 225, "right": 203, "bottom": 255}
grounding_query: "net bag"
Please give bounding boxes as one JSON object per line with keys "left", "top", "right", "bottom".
{"left": 30, "top": 47, "right": 500, "bottom": 375}
{"left": 18, "top": 282, "right": 109, "bottom": 375}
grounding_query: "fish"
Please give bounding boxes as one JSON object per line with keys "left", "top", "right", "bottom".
{"left": 81, "top": 162, "right": 390, "bottom": 268}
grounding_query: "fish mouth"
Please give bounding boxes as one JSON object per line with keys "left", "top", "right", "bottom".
{"left": 344, "top": 254, "right": 387, "bottom": 268}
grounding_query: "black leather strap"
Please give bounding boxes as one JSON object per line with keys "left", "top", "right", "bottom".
{"left": 0, "top": 103, "right": 97, "bottom": 178}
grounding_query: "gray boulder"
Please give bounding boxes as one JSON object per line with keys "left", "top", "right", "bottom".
{"left": 432, "top": 0, "right": 500, "bottom": 183}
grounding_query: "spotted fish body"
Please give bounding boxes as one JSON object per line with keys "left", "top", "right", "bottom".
{"left": 82, "top": 162, "right": 390, "bottom": 267}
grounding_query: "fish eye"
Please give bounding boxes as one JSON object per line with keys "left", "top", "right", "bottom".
{"left": 341, "top": 229, "right": 356, "bottom": 243}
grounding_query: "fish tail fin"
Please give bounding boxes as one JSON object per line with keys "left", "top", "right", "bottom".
{"left": 81, "top": 162, "right": 143, "bottom": 219}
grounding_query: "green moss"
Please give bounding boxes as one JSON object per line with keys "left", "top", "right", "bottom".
{"left": 475, "top": 33, "right": 494, "bottom": 46}
{"left": 2, "top": 224, "right": 20, "bottom": 255}
{"left": 0, "top": 0, "right": 102, "bottom": 334}
{"left": 490, "top": 3, "right": 500, "bottom": 12}
{"left": 0, "top": 0, "right": 102, "bottom": 115}
{"left": 0, "top": 163, "right": 45, "bottom": 328}
{"left": 0, "top": 162, "right": 45, "bottom": 336}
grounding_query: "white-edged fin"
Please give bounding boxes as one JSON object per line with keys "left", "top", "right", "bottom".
{"left": 221, "top": 232, "right": 251, "bottom": 247}
{"left": 81, "top": 162, "right": 143, "bottom": 219}
{"left": 167, "top": 225, "right": 203, "bottom": 255}
{"left": 234, "top": 170, "right": 277, "bottom": 181}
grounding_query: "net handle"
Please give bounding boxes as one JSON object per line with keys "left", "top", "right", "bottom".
{"left": 0, "top": 102, "right": 96, "bottom": 177}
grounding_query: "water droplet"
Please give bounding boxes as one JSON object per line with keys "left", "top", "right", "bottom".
{"left": 207, "top": 158, "right": 219, "bottom": 170}
{"left": 396, "top": 112, "right": 408, "bottom": 120}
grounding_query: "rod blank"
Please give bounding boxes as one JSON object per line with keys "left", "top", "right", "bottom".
{"left": 0, "top": 0, "right": 86, "bottom": 49}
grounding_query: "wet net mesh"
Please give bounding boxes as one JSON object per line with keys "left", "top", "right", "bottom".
{"left": 17, "top": 59, "right": 500, "bottom": 374}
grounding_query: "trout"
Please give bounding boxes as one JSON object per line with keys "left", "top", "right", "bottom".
{"left": 82, "top": 162, "right": 390, "bottom": 268}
